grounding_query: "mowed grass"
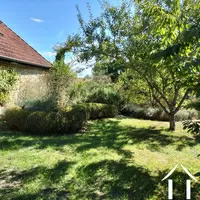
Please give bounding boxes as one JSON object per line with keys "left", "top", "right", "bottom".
{"left": 0, "top": 118, "right": 200, "bottom": 200}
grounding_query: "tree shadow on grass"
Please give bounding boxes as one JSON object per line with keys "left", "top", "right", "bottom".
{"left": 0, "top": 160, "right": 73, "bottom": 200}
{"left": 11, "top": 188, "right": 70, "bottom": 200}
{"left": 126, "top": 127, "right": 197, "bottom": 151}
{"left": 70, "top": 159, "right": 200, "bottom": 200}
{"left": 1, "top": 119, "right": 200, "bottom": 199}
{"left": 1, "top": 161, "right": 200, "bottom": 200}
{"left": 74, "top": 159, "right": 158, "bottom": 199}
{"left": 75, "top": 120, "right": 198, "bottom": 153}
{"left": 0, "top": 119, "right": 198, "bottom": 153}
{"left": 157, "top": 170, "right": 200, "bottom": 200}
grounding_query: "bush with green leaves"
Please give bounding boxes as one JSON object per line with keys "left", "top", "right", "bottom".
{"left": 72, "top": 103, "right": 118, "bottom": 120}
{"left": 175, "top": 109, "right": 199, "bottom": 121}
{"left": 121, "top": 104, "right": 151, "bottom": 119}
{"left": 86, "top": 85, "right": 124, "bottom": 107}
{"left": 121, "top": 104, "right": 199, "bottom": 121}
{"left": 0, "top": 69, "right": 18, "bottom": 105}
{"left": 69, "top": 80, "right": 125, "bottom": 107}
{"left": 48, "top": 59, "right": 76, "bottom": 108}
{"left": 24, "top": 98, "right": 57, "bottom": 112}
{"left": 3, "top": 106, "right": 87, "bottom": 135}
{"left": 183, "top": 120, "right": 200, "bottom": 136}
{"left": 0, "top": 120, "right": 8, "bottom": 131}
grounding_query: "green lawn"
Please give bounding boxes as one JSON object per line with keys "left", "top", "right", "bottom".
{"left": 0, "top": 118, "right": 200, "bottom": 200}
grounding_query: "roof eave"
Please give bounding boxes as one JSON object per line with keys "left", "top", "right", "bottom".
{"left": 0, "top": 55, "right": 52, "bottom": 69}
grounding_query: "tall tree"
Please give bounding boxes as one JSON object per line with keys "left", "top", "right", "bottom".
{"left": 133, "top": 0, "right": 200, "bottom": 129}
{"left": 56, "top": 0, "right": 199, "bottom": 130}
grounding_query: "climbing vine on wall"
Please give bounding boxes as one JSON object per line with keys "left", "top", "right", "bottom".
{"left": 0, "top": 69, "right": 18, "bottom": 105}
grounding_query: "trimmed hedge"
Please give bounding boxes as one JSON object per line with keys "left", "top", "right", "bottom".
{"left": 121, "top": 104, "right": 166, "bottom": 120}
{"left": 72, "top": 103, "right": 118, "bottom": 120}
{"left": 121, "top": 104, "right": 199, "bottom": 121}
{"left": 3, "top": 106, "right": 87, "bottom": 135}
{"left": 3, "top": 103, "right": 118, "bottom": 134}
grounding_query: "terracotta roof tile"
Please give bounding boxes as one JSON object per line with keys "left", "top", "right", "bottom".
{"left": 0, "top": 21, "right": 52, "bottom": 68}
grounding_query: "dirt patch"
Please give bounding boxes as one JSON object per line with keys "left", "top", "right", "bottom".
{"left": 0, "top": 170, "right": 21, "bottom": 189}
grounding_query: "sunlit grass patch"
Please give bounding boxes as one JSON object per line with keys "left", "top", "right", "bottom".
{"left": 0, "top": 118, "right": 200, "bottom": 199}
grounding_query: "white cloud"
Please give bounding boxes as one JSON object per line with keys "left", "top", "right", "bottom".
{"left": 40, "top": 52, "right": 56, "bottom": 57}
{"left": 30, "top": 18, "right": 44, "bottom": 23}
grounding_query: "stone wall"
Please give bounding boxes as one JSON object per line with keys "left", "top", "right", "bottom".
{"left": 0, "top": 60, "right": 49, "bottom": 108}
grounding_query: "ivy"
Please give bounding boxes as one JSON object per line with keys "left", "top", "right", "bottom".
{"left": 0, "top": 69, "right": 18, "bottom": 105}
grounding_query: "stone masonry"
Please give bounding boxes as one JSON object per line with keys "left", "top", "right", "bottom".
{"left": 0, "top": 60, "right": 49, "bottom": 108}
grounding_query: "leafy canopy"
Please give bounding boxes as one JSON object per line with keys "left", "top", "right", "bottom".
{"left": 55, "top": 0, "right": 200, "bottom": 130}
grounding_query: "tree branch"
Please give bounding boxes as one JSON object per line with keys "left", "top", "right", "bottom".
{"left": 174, "top": 88, "right": 191, "bottom": 113}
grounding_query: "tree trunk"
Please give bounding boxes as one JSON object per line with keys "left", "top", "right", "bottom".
{"left": 169, "top": 114, "right": 175, "bottom": 131}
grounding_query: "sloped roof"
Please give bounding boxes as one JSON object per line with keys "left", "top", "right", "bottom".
{"left": 0, "top": 21, "right": 52, "bottom": 68}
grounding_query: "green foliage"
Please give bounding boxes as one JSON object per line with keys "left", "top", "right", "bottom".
{"left": 48, "top": 59, "right": 76, "bottom": 108}
{"left": 69, "top": 78, "right": 125, "bottom": 107}
{"left": 72, "top": 103, "right": 118, "bottom": 120}
{"left": 3, "top": 106, "right": 87, "bottom": 135}
{"left": 121, "top": 104, "right": 199, "bottom": 122}
{"left": 183, "top": 120, "right": 200, "bottom": 136}
{"left": 121, "top": 104, "right": 162, "bottom": 120}
{"left": 1, "top": 118, "right": 200, "bottom": 199}
{"left": 3, "top": 102, "right": 117, "bottom": 134}
{"left": 186, "top": 100, "right": 200, "bottom": 111}
{"left": 0, "top": 120, "right": 8, "bottom": 131}
{"left": 175, "top": 109, "right": 199, "bottom": 121}
{"left": 0, "top": 69, "right": 18, "bottom": 104}
{"left": 86, "top": 84, "right": 124, "bottom": 107}
{"left": 93, "top": 60, "right": 126, "bottom": 82}
{"left": 24, "top": 98, "right": 57, "bottom": 112}
{"left": 118, "top": 69, "right": 156, "bottom": 106}
{"left": 55, "top": 0, "right": 200, "bottom": 130}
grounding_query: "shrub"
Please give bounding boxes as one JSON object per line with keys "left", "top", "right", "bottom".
{"left": 72, "top": 103, "right": 118, "bottom": 120}
{"left": 86, "top": 86, "right": 124, "bottom": 107}
{"left": 0, "top": 120, "right": 8, "bottom": 131}
{"left": 48, "top": 60, "right": 76, "bottom": 108}
{"left": 121, "top": 104, "right": 199, "bottom": 121}
{"left": 175, "top": 109, "right": 190, "bottom": 121}
{"left": 24, "top": 98, "right": 57, "bottom": 112}
{"left": 159, "top": 112, "right": 170, "bottom": 121}
{"left": 121, "top": 104, "right": 152, "bottom": 119}
{"left": 188, "top": 109, "right": 199, "bottom": 119}
{"left": 3, "top": 106, "right": 87, "bottom": 135}
{"left": 69, "top": 80, "right": 125, "bottom": 107}
{"left": 186, "top": 101, "right": 200, "bottom": 111}
{"left": 4, "top": 107, "right": 30, "bottom": 131}
{"left": 183, "top": 120, "right": 200, "bottom": 136}
{"left": 144, "top": 107, "right": 163, "bottom": 120}
{"left": 175, "top": 109, "right": 199, "bottom": 121}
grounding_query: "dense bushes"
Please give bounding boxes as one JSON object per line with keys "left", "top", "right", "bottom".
{"left": 3, "top": 103, "right": 117, "bottom": 134}
{"left": 121, "top": 104, "right": 199, "bottom": 121}
{"left": 69, "top": 80, "right": 125, "bottom": 107}
{"left": 86, "top": 86, "right": 124, "bottom": 107}
{"left": 24, "top": 98, "right": 57, "bottom": 112}
{"left": 175, "top": 109, "right": 199, "bottom": 121}
{"left": 121, "top": 104, "right": 165, "bottom": 120}
{"left": 183, "top": 120, "right": 200, "bottom": 136}
{"left": 3, "top": 106, "right": 87, "bottom": 135}
{"left": 72, "top": 103, "right": 118, "bottom": 120}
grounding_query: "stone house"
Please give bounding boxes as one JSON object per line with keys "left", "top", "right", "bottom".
{"left": 0, "top": 20, "right": 52, "bottom": 109}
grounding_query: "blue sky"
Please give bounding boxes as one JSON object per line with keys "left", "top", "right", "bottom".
{"left": 0, "top": 0, "right": 122, "bottom": 77}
